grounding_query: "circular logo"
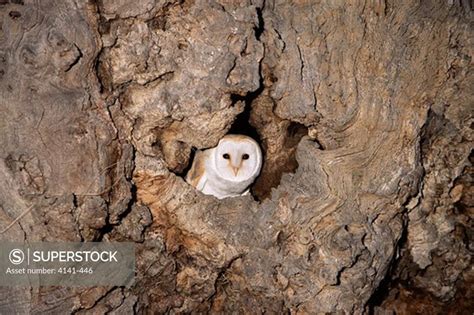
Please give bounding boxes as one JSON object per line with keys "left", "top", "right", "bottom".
{"left": 9, "top": 249, "right": 24, "bottom": 265}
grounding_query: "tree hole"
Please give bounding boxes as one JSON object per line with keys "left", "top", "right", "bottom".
{"left": 164, "top": 93, "right": 308, "bottom": 202}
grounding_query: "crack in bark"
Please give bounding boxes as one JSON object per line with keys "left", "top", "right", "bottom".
{"left": 64, "top": 43, "right": 83, "bottom": 72}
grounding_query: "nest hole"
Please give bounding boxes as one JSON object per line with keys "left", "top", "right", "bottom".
{"left": 167, "top": 94, "right": 308, "bottom": 202}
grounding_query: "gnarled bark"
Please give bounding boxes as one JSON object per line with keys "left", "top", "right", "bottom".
{"left": 0, "top": 0, "right": 472, "bottom": 314}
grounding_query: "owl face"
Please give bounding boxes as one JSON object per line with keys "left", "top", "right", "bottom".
{"left": 213, "top": 135, "right": 262, "bottom": 182}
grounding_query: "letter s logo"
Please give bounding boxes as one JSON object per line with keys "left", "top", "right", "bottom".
{"left": 9, "top": 249, "right": 24, "bottom": 265}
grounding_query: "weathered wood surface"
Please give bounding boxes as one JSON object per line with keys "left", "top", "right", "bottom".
{"left": 0, "top": 0, "right": 472, "bottom": 313}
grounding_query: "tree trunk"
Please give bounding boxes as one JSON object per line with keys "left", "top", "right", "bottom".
{"left": 0, "top": 0, "right": 472, "bottom": 313}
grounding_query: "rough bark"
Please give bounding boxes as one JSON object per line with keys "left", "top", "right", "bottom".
{"left": 0, "top": 0, "right": 472, "bottom": 314}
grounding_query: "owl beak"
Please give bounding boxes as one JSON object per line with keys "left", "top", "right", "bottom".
{"left": 231, "top": 166, "right": 240, "bottom": 176}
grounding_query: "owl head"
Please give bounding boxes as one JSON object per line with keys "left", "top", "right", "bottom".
{"left": 213, "top": 134, "right": 262, "bottom": 182}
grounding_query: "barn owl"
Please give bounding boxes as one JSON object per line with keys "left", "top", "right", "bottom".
{"left": 185, "top": 134, "right": 262, "bottom": 199}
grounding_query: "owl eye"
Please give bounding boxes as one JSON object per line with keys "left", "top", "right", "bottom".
{"left": 242, "top": 154, "right": 249, "bottom": 160}
{"left": 223, "top": 153, "right": 230, "bottom": 159}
